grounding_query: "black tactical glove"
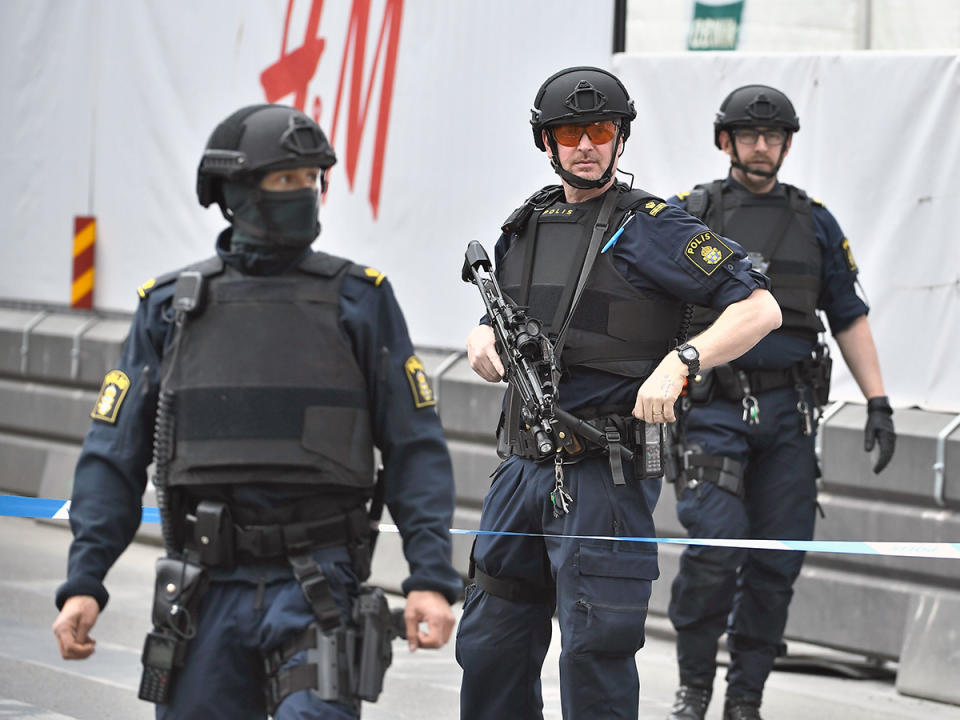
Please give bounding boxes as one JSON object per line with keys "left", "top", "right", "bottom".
{"left": 864, "top": 396, "right": 896, "bottom": 474}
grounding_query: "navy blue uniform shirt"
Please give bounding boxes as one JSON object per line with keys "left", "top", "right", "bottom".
{"left": 56, "top": 230, "right": 461, "bottom": 610}
{"left": 669, "top": 176, "right": 868, "bottom": 369}
{"left": 491, "top": 190, "right": 768, "bottom": 413}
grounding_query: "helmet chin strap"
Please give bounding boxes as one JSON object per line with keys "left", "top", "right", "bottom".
{"left": 730, "top": 142, "right": 786, "bottom": 180}
{"left": 546, "top": 129, "right": 622, "bottom": 191}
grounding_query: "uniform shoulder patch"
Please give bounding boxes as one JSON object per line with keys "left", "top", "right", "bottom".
{"left": 683, "top": 231, "right": 734, "bottom": 276}
{"left": 675, "top": 191, "right": 691, "bottom": 201}
{"left": 404, "top": 355, "right": 436, "bottom": 408}
{"left": 811, "top": 197, "right": 825, "bottom": 208}
{"left": 841, "top": 237, "right": 858, "bottom": 271}
{"left": 91, "top": 370, "right": 131, "bottom": 423}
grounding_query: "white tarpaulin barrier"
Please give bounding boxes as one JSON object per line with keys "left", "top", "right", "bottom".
{"left": 0, "top": 0, "right": 611, "bottom": 346}
{"left": 613, "top": 51, "right": 960, "bottom": 411}
{"left": 1, "top": 2, "right": 957, "bottom": 411}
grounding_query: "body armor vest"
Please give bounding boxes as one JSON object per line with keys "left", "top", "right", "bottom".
{"left": 499, "top": 186, "right": 685, "bottom": 378}
{"left": 161, "top": 253, "right": 375, "bottom": 489}
{"left": 688, "top": 180, "right": 823, "bottom": 341}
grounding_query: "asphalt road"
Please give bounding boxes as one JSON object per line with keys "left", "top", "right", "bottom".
{"left": 1, "top": 516, "right": 955, "bottom": 720}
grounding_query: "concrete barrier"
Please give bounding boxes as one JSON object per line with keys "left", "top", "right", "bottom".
{"left": 1, "top": 300, "right": 957, "bottom": 705}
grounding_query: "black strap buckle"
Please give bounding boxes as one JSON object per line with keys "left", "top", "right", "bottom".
{"left": 289, "top": 554, "right": 342, "bottom": 630}
{"left": 604, "top": 424, "right": 627, "bottom": 486}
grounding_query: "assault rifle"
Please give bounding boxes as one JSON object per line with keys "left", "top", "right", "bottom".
{"left": 461, "top": 241, "right": 633, "bottom": 461}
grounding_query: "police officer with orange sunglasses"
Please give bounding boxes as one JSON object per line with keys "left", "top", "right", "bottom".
{"left": 456, "top": 66, "right": 782, "bottom": 720}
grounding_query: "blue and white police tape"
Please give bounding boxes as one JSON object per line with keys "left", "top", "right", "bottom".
{"left": 3, "top": 494, "right": 958, "bottom": 560}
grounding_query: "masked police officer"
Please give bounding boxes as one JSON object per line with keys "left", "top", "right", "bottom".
{"left": 51, "top": 104, "right": 460, "bottom": 719}
{"left": 455, "top": 67, "right": 782, "bottom": 720}
{"left": 663, "top": 85, "right": 897, "bottom": 720}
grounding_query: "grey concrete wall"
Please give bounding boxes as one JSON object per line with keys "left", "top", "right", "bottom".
{"left": 2, "top": 301, "right": 958, "bottom": 704}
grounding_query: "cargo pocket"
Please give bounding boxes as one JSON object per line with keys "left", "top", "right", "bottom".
{"left": 569, "top": 543, "right": 658, "bottom": 656}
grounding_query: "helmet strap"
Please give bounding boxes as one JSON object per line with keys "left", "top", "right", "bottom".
{"left": 546, "top": 128, "right": 622, "bottom": 191}
{"left": 729, "top": 139, "right": 786, "bottom": 180}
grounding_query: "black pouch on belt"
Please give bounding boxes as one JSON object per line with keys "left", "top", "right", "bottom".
{"left": 184, "top": 500, "right": 235, "bottom": 568}
{"left": 139, "top": 557, "right": 210, "bottom": 704}
{"left": 686, "top": 368, "right": 715, "bottom": 404}
{"left": 152, "top": 557, "right": 209, "bottom": 634}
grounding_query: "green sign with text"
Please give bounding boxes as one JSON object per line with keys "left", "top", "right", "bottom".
{"left": 688, "top": 1, "right": 744, "bottom": 51}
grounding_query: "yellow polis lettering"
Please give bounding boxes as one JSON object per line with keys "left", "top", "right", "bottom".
{"left": 686, "top": 232, "right": 711, "bottom": 254}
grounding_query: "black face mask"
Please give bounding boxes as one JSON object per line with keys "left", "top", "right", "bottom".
{"left": 223, "top": 183, "right": 321, "bottom": 250}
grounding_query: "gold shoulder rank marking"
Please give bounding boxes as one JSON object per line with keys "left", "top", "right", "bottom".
{"left": 683, "top": 231, "right": 734, "bottom": 276}
{"left": 676, "top": 191, "right": 691, "bottom": 201}
{"left": 137, "top": 278, "right": 156, "bottom": 298}
{"left": 363, "top": 267, "right": 386, "bottom": 286}
{"left": 811, "top": 197, "right": 825, "bottom": 207}
{"left": 640, "top": 200, "right": 668, "bottom": 216}
{"left": 404, "top": 356, "right": 436, "bottom": 408}
{"left": 648, "top": 202, "right": 667, "bottom": 216}
{"left": 91, "top": 370, "right": 131, "bottom": 423}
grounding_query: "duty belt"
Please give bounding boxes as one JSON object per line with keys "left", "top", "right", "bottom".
{"left": 713, "top": 364, "right": 797, "bottom": 400}
{"left": 183, "top": 503, "right": 368, "bottom": 567}
{"left": 512, "top": 412, "right": 640, "bottom": 463}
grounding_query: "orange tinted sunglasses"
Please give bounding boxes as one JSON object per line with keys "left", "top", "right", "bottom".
{"left": 551, "top": 120, "right": 618, "bottom": 147}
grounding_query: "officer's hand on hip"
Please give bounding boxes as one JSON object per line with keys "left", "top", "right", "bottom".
{"left": 633, "top": 353, "right": 687, "bottom": 424}
{"left": 52, "top": 595, "right": 100, "bottom": 660}
{"left": 466, "top": 324, "right": 505, "bottom": 382}
{"left": 403, "top": 590, "right": 454, "bottom": 652}
{"left": 865, "top": 396, "right": 896, "bottom": 474}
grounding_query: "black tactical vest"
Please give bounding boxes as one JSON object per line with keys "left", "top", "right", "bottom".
{"left": 688, "top": 180, "right": 823, "bottom": 341}
{"left": 499, "top": 185, "right": 685, "bottom": 378}
{"left": 160, "top": 253, "right": 375, "bottom": 490}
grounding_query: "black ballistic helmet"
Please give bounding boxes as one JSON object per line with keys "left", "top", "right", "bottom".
{"left": 713, "top": 84, "right": 800, "bottom": 149}
{"left": 531, "top": 66, "right": 637, "bottom": 151}
{"left": 531, "top": 66, "right": 637, "bottom": 189}
{"left": 196, "top": 104, "right": 337, "bottom": 210}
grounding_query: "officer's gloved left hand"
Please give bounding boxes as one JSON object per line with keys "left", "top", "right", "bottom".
{"left": 864, "top": 396, "right": 896, "bottom": 474}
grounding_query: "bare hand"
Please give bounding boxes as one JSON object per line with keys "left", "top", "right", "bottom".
{"left": 403, "top": 590, "right": 454, "bottom": 652}
{"left": 466, "top": 325, "right": 504, "bottom": 382}
{"left": 52, "top": 595, "right": 100, "bottom": 660}
{"left": 633, "top": 354, "right": 687, "bottom": 424}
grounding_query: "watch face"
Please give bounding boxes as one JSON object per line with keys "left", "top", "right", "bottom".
{"left": 681, "top": 346, "right": 697, "bottom": 361}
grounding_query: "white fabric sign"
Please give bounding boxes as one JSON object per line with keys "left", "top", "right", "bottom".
{"left": 1, "top": 2, "right": 957, "bottom": 411}
{"left": 0, "top": 0, "right": 611, "bottom": 347}
{"left": 613, "top": 51, "right": 960, "bottom": 411}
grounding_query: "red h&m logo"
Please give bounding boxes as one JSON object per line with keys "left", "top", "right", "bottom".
{"left": 260, "top": 0, "right": 403, "bottom": 219}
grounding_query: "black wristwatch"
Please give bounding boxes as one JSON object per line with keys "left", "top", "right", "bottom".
{"left": 676, "top": 343, "right": 700, "bottom": 376}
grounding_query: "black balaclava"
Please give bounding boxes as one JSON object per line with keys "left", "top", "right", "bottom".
{"left": 223, "top": 180, "right": 321, "bottom": 254}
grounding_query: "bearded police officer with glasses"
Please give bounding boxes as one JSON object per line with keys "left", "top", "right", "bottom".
{"left": 455, "top": 66, "right": 781, "bottom": 720}
{"left": 51, "top": 104, "right": 460, "bottom": 719}
{"left": 663, "top": 85, "right": 897, "bottom": 720}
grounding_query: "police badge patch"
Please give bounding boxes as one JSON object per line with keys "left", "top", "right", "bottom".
{"left": 841, "top": 237, "right": 858, "bottom": 271}
{"left": 683, "top": 231, "right": 734, "bottom": 276}
{"left": 404, "top": 356, "right": 436, "bottom": 408}
{"left": 91, "top": 369, "right": 131, "bottom": 423}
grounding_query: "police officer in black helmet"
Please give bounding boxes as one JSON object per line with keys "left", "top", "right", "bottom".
{"left": 52, "top": 104, "right": 460, "bottom": 719}
{"left": 456, "top": 67, "right": 781, "bottom": 720}
{"left": 663, "top": 86, "right": 896, "bottom": 720}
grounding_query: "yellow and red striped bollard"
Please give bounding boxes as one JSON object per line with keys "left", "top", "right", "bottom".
{"left": 72, "top": 216, "right": 96, "bottom": 309}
